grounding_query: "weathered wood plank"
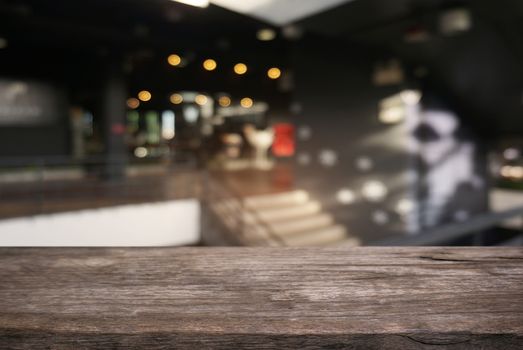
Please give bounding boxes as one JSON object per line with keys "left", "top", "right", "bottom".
{"left": 0, "top": 247, "right": 522, "bottom": 349}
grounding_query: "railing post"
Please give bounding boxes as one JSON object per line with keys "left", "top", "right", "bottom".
{"left": 38, "top": 158, "right": 45, "bottom": 216}
{"left": 240, "top": 192, "right": 246, "bottom": 242}
{"left": 200, "top": 169, "right": 210, "bottom": 244}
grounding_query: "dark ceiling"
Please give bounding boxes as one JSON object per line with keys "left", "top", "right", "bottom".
{"left": 0, "top": 0, "right": 291, "bottom": 113}
{"left": 0, "top": 0, "right": 522, "bottom": 137}
{"left": 298, "top": 0, "right": 523, "bottom": 137}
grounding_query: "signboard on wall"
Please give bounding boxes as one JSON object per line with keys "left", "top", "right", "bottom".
{"left": 0, "top": 79, "right": 62, "bottom": 126}
{"left": 272, "top": 123, "right": 295, "bottom": 157}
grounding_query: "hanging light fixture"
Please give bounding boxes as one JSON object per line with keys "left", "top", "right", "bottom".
{"left": 170, "top": 0, "right": 209, "bottom": 8}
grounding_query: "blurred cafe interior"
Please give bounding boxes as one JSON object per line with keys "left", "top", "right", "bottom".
{"left": 0, "top": 0, "right": 522, "bottom": 247}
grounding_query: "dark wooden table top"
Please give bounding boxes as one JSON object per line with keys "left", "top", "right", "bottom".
{"left": 0, "top": 247, "right": 522, "bottom": 349}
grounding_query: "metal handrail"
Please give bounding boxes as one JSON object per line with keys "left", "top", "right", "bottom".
{"left": 373, "top": 205, "right": 523, "bottom": 246}
{"left": 204, "top": 173, "right": 286, "bottom": 246}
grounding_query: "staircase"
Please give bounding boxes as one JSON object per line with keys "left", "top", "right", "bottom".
{"left": 210, "top": 189, "right": 361, "bottom": 247}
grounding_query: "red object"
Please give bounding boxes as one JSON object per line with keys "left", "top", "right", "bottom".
{"left": 272, "top": 123, "right": 295, "bottom": 157}
{"left": 111, "top": 123, "right": 126, "bottom": 135}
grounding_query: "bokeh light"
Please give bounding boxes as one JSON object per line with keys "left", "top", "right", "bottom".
{"left": 218, "top": 96, "right": 231, "bottom": 107}
{"left": 167, "top": 54, "right": 182, "bottom": 66}
{"left": 355, "top": 156, "right": 373, "bottom": 172}
{"left": 138, "top": 90, "right": 152, "bottom": 102}
{"left": 297, "top": 152, "right": 311, "bottom": 165}
{"left": 195, "top": 94, "right": 209, "bottom": 106}
{"left": 257, "top": 28, "right": 276, "bottom": 41}
{"left": 503, "top": 148, "right": 520, "bottom": 161}
{"left": 240, "top": 97, "right": 253, "bottom": 108}
{"left": 267, "top": 67, "right": 282, "bottom": 79}
{"left": 337, "top": 189, "right": 356, "bottom": 205}
{"left": 234, "top": 63, "right": 248, "bottom": 75}
{"left": 318, "top": 149, "right": 338, "bottom": 167}
{"left": 170, "top": 93, "right": 184, "bottom": 105}
{"left": 203, "top": 59, "right": 217, "bottom": 71}
{"left": 362, "top": 181, "right": 388, "bottom": 202}
{"left": 134, "top": 147, "right": 148, "bottom": 158}
{"left": 396, "top": 198, "right": 415, "bottom": 216}
{"left": 297, "top": 126, "right": 312, "bottom": 140}
{"left": 126, "top": 98, "right": 140, "bottom": 109}
{"left": 372, "top": 210, "right": 390, "bottom": 225}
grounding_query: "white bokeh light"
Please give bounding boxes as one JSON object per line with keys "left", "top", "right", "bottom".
{"left": 362, "top": 181, "right": 388, "bottom": 202}
{"left": 297, "top": 152, "right": 311, "bottom": 165}
{"left": 355, "top": 156, "right": 373, "bottom": 172}
{"left": 503, "top": 148, "right": 520, "bottom": 161}
{"left": 134, "top": 147, "right": 148, "bottom": 158}
{"left": 372, "top": 210, "right": 390, "bottom": 225}
{"left": 396, "top": 198, "right": 416, "bottom": 216}
{"left": 183, "top": 105, "right": 199, "bottom": 123}
{"left": 336, "top": 188, "right": 356, "bottom": 205}
{"left": 297, "top": 125, "right": 312, "bottom": 140}
{"left": 318, "top": 149, "right": 338, "bottom": 167}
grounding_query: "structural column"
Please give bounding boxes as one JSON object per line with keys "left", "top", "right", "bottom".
{"left": 102, "top": 64, "right": 127, "bottom": 180}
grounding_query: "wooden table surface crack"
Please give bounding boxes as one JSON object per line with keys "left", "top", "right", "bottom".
{"left": 0, "top": 247, "right": 522, "bottom": 349}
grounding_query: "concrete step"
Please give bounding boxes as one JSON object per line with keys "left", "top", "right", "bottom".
{"left": 278, "top": 225, "right": 350, "bottom": 247}
{"left": 255, "top": 201, "right": 322, "bottom": 222}
{"left": 267, "top": 213, "right": 334, "bottom": 236}
{"left": 244, "top": 190, "right": 309, "bottom": 210}
{"left": 211, "top": 193, "right": 359, "bottom": 248}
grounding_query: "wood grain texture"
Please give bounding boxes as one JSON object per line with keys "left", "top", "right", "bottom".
{"left": 0, "top": 247, "right": 522, "bottom": 349}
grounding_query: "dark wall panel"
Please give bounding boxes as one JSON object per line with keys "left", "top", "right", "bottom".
{"left": 0, "top": 79, "right": 69, "bottom": 158}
